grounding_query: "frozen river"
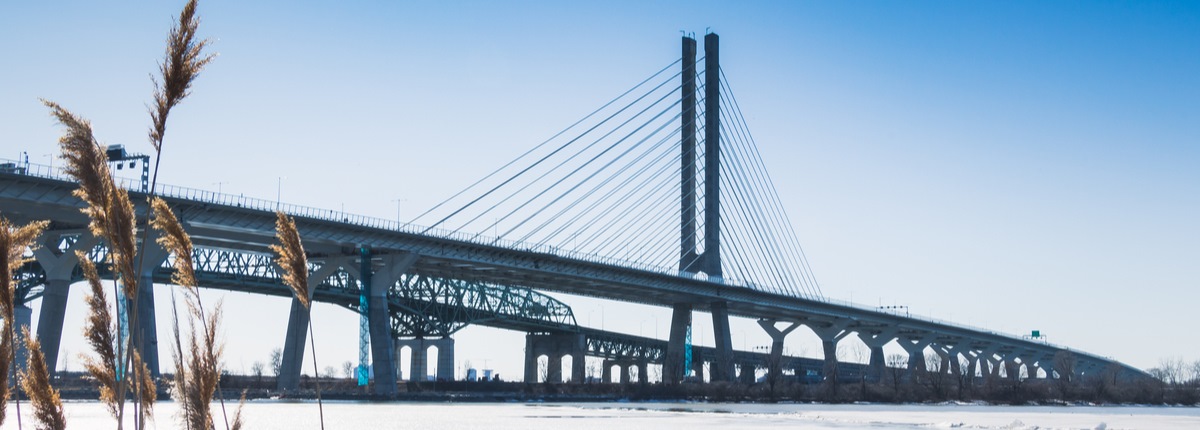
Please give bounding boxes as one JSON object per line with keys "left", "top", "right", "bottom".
{"left": 3, "top": 401, "right": 1198, "bottom": 429}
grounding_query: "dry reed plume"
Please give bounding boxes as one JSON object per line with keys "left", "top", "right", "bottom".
{"left": 43, "top": 101, "right": 141, "bottom": 300}
{"left": 152, "top": 198, "right": 197, "bottom": 289}
{"left": 271, "top": 212, "right": 325, "bottom": 429}
{"left": 169, "top": 299, "right": 225, "bottom": 430}
{"left": 149, "top": 0, "right": 215, "bottom": 151}
{"left": 0, "top": 216, "right": 50, "bottom": 426}
{"left": 78, "top": 255, "right": 121, "bottom": 418}
{"left": 271, "top": 212, "right": 310, "bottom": 308}
{"left": 20, "top": 327, "right": 67, "bottom": 430}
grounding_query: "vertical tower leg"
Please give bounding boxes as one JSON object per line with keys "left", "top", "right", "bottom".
{"left": 436, "top": 338, "right": 455, "bottom": 381}
{"left": 134, "top": 273, "right": 160, "bottom": 377}
{"left": 524, "top": 335, "right": 538, "bottom": 383}
{"left": 13, "top": 305, "right": 32, "bottom": 375}
{"left": 547, "top": 354, "right": 563, "bottom": 383}
{"left": 277, "top": 297, "right": 311, "bottom": 391}
{"left": 810, "top": 320, "right": 851, "bottom": 383}
{"left": 35, "top": 279, "right": 71, "bottom": 376}
{"left": 710, "top": 301, "right": 734, "bottom": 381}
{"left": 364, "top": 252, "right": 416, "bottom": 395}
{"left": 664, "top": 303, "right": 693, "bottom": 383}
{"left": 277, "top": 260, "right": 340, "bottom": 391}
{"left": 570, "top": 334, "right": 586, "bottom": 384}
{"left": 410, "top": 340, "right": 428, "bottom": 382}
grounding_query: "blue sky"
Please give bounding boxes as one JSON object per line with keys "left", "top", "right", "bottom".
{"left": 2, "top": 1, "right": 1197, "bottom": 379}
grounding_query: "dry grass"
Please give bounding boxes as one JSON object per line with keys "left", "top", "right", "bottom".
{"left": 149, "top": 0, "right": 215, "bottom": 151}
{"left": 271, "top": 212, "right": 310, "bottom": 309}
{"left": 0, "top": 216, "right": 49, "bottom": 426}
{"left": 46, "top": 101, "right": 141, "bottom": 300}
{"left": 271, "top": 212, "right": 325, "bottom": 429}
{"left": 78, "top": 255, "right": 121, "bottom": 419}
{"left": 174, "top": 302, "right": 225, "bottom": 430}
{"left": 132, "top": 350, "right": 157, "bottom": 429}
{"left": 152, "top": 198, "right": 197, "bottom": 289}
{"left": 20, "top": 327, "right": 67, "bottom": 430}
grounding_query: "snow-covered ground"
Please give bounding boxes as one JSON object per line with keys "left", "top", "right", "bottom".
{"left": 3, "top": 401, "right": 1198, "bottom": 429}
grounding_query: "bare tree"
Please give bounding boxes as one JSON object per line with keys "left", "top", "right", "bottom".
{"left": 270, "top": 348, "right": 283, "bottom": 377}
{"left": 956, "top": 356, "right": 973, "bottom": 400}
{"left": 1052, "top": 351, "right": 1076, "bottom": 399}
{"left": 886, "top": 353, "right": 907, "bottom": 397}
{"left": 342, "top": 361, "right": 355, "bottom": 379}
{"left": 251, "top": 361, "right": 265, "bottom": 382}
{"left": 923, "top": 353, "right": 948, "bottom": 400}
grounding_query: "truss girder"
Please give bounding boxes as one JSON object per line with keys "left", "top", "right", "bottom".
{"left": 17, "top": 238, "right": 577, "bottom": 340}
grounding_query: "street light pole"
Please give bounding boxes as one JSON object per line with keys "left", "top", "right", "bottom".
{"left": 276, "top": 176, "right": 284, "bottom": 210}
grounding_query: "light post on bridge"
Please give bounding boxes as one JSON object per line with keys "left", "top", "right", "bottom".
{"left": 276, "top": 176, "right": 286, "bottom": 210}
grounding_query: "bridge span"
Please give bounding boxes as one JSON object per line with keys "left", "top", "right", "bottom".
{"left": 0, "top": 162, "right": 1143, "bottom": 392}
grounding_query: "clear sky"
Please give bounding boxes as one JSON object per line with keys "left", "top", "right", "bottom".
{"left": 2, "top": 1, "right": 1198, "bottom": 380}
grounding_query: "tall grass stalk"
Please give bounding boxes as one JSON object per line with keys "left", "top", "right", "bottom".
{"left": 271, "top": 212, "right": 325, "bottom": 429}
{"left": 0, "top": 216, "right": 49, "bottom": 428}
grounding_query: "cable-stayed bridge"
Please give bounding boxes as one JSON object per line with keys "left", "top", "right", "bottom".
{"left": 1, "top": 34, "right": 1144, "bottom": 394}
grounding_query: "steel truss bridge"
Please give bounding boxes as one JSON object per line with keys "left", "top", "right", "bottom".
{"left": 0, "top": 33, "right": 1144, "bottom": 395}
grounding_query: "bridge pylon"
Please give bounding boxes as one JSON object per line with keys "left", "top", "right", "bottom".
{"left": 666, "top": 32, "right": 735, "bottom": 383}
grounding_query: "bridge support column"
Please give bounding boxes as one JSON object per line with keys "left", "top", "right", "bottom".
{"left": 362, "top": 252, "right": 416, "bottom": 395}
{"left": 411, "top": 340, "right": 429, "bottom": 381}
{"left": 34, "top": 278, "right": 69, "bottom": 376}
{"left": 1004, "top": 358, "right": 1020, "bottom": 380}
{"left": 12, "top": 304, "right": 31, "bottom": 376}
{"left": 619, "top": 364, "right": 631, "bottom": 384}
{"left": 524, "top": 333, "right": 586, "bottom": 383}
{"left": 664, "top": 303, "right": 693, "bottom": 383}
{"left": 132, "top": 241, "right": 170, "bottom": 377}
{"left": 710, "top": 301, "right": 734, "bottom": 382}
{"left": 278, "top": 260, "right": 342, "bottom": 391}
{"left": 757, "top": 319, "right": 800, "bottom": 385}
{"left": 938, "top": 344, "right": 965, "bottom": 377}
{"left": 637, "top": 362, "right": 648, "bottom": 384}
{"left": 547, "top": 354, "right": 563, "bottom": 383}
{"left": 809, "top": 320, "right": 851, "bottom": 383}
{"left": 739, "top": 362, "right": 757, "bottom": 384}
{"left": 1026, "top": 362, "right": 1041, "bottom": 380}
{"left": 279, "top": 298, "right": 313, "bottom": 389}
{"left": 572, "top": 350, "right": 586, "bottom": 383}
{"left": 898, "top": 334, "right": 935, "bottom": 374}
{"left": 601, "top": 360, "right": 613, "bottom": 383}
{"left": 524, "top": 336, "right": 537, "bottom": 383}
{"left": 437, "top": 338, "right": 456, "bottom": 381}
{"left": 32, "top": 232, "right": 97, "bottom": 377}
{"left": 133, "top": 273, "right": 159, "bottom": 377}
{"left": 857, "top": 329, "right": 895, "bottom": 383}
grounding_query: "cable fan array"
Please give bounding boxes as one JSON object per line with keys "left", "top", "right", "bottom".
{"left": 410, "top": 58, "right": 824, "bottom": 301}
